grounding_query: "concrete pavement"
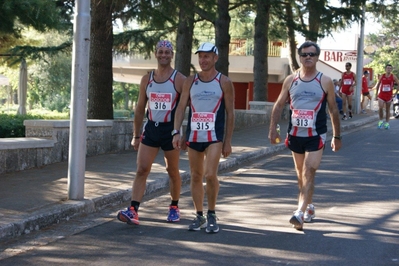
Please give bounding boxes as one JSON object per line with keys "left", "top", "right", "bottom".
{"left": 0, "top": 111, "right": 380, "bottom": 240}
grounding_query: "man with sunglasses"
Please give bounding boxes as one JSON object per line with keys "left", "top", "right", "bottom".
{"left": 340, "top": 62, "right": 356, "bottom": 120}
{"left": 268, "top": 41, "right": 342, "bottom": 230}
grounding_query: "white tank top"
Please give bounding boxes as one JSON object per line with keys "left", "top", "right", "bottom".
{"left": 288, "top": 72, "right": 327, "bottom": 137}
{"left": 145, "top": 70, "right": 179, "bottom": 123}
{"left": 187, "top": 72, "right": 225, "bottom": 142}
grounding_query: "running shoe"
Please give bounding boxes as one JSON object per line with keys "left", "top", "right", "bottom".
{"left": 304, "top": 204, "right": 315, "bottom": 223}
{"left": 361, "top": 110, "right": 367, "bottom": 114}
{"left": 384, "top": 122, "right": 390, "bottom": 130}
{"left": 206, "top": 213, "right": 219, "bottom": 234}
{"left": 289, "top": 210, "right": 304, "bottom": 230}
{"left": 188, "top": 214, "right": 207, "bottom": 231}
{"left": 117, "top": 206, "right": 139, "bottom": 225}
{"left": 377, "top": 121, "right": 384, "bottom": 129}
{"left": 342, "top": 115, "right": 347, "bottom": 121}
{"left": 349, "top": 111, "right": 353, "bottom": 118}
{"left": 166, "top": 205, "right": 180, "bottom": 222}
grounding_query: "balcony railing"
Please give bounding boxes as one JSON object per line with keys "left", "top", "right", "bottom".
{"left": 229, "top": 39, "right": 286, "bottom": 57}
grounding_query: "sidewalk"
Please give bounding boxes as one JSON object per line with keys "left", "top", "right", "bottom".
{"left": 0, "top": 111, "right": 379, "bottom": 240}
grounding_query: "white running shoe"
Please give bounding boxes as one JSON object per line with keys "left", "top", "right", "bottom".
{"left": 289, "top": 210, "right": 304, "bottom": 230}
{"left": 304, "top": 204, "right": 315, "bottom": 223}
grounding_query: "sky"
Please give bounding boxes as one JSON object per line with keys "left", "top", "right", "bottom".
{"left": 317, "top": 16, "right": 381, "bottom": 51}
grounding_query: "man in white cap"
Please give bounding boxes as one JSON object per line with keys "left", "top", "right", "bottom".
{"left": 117, "top": 40, "right": 186, "bottom": 225}
{"left": 172, "top": 42, "right": 235, "bottom": 233}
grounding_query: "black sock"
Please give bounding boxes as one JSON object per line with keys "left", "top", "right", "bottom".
{"left": 197, "top": 211, "right": 203, "bottom": 217}
{"left": 131, "top": 201, "right": 140, "bottom": 212}
{"left": 207, "top": 210, "right": 215, "bottom": 215}
{"left": 171, "top": 200, "right": 179, "bottom": 207}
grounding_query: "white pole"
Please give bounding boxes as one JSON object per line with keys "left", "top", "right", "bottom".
{"left": 355, "top": 5, "right": 365, "bottom": 114}
{"left": 68, "top": 0, "right": 91, "bottom": 200}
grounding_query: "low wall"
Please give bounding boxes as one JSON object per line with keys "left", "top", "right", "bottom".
{"left": 0, "top": 103, "right": 288, "bottom": 175}
{"left": 0, "top": 120, "right": 133, "bottom": 174}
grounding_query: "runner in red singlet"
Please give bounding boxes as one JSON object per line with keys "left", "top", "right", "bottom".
{"left": 340, "top": 62, "right": 356, "bottom": 120}
{"left": 361, "top": 71, "right": 372, "bottom": 114}
{"left": 373, "top": 64, "right": 399, "bottom": 129}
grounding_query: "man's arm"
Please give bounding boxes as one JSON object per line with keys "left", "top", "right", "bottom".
{"left": 393, "top": 74, "right": 399, "bottom": 87}
{"left": 132, "top": 74, "right": 150, "bottom": 149}
{"left": 268, "top": 74, "right": 292, "bottom": 144}
{"left": 323, "top": 75, "right": 341, "bottom": 152}
{"left": 220, "top": 75, "right": 235, "bottom": 158}
{"left": 352, "top": 72, "right": 357, "bottom": 85}
{"left": 172, "top": 76, "right": 192, "bottom": 149}
{"left": 373, "top": 76, "right": 381, "bottom": 99}
{"left": 174, "top": 71, "right": 187, "bottom": 94}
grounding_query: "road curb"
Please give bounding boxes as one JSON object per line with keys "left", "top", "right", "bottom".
{"left": 0, "top": 114, "right": 379, "bottom": 240}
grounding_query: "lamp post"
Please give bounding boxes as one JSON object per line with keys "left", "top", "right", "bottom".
{"left": 355, "top": 4, "right": 366, "bottom": 114}
{"left": 67, "top": 0, "right": 91, "bottom": 200}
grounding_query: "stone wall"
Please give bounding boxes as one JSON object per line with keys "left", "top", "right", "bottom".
{"left": 0, "top": 120, "right": 133, "bottom": 174}
{"left": 0, "top": 103, "right": 289, "bottom": 175}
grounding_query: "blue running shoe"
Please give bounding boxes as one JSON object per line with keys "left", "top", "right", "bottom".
{"left": 166, "top": 206, "right": 180, "bottom": 222}
{"left": 206, "top": 213, "right": 219, "bottom": 233}
{"left": 384, "top": 122, "right": 390, "bottom": 130}
{"left": 188, "top": 214, "right": 207, "bottom": 231}
{"left": 117, "top": 206, "right": 139, "bottom": 225}
{"left": 377, "top": 121, "right": 383, "bottom": 129}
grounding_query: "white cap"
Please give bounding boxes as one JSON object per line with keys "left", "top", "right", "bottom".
{"left": 195, "top": 42, "right": 218, "bottom": 55}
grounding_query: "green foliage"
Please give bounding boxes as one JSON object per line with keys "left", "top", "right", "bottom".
{"left": 0, "top": 113, "right": 44, "bottom": 138}
{"left": 365, "top": 15, "right": 399, "bottom": 77}
{"left": 113, "top": 109, "right": 133, "bottom": 118}
{"left": 0, "top": 0, "right": 68, "bottom": 34}
{"left": 0, "top": 28, "right": 72, "bottom": 112}
{"left": 113, "top": 82, "right": 139, "bottom": 110}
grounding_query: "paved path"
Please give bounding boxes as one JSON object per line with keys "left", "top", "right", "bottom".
{"left": 0, "top": 111, "right": 380, "bottom": 240}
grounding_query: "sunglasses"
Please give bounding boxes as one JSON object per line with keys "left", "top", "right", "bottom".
{"left": 299, "top": 52, "right": 318, "bottom": 57}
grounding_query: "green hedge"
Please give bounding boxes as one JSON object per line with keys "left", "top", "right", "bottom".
{"left": 114, "top": 109, "right": 133, "bottom": 118}
{"left": 0, "top": 114, "right": 44, "bottom": 138}
{"left": 0, "top": 110, "right": 133, "bottom": 138}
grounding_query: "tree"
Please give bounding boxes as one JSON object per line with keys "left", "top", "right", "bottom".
{"left": 253, "top": 0, "right": 271, "bottom": 101}
{"left": 88, "top": 0, "right": 115, "bottom": 119}
{"left": 365, "top": 15, "right": 399, "bottom": 75}
{"left": 282, "top": 0, "right": 365, "bottom": 72}
{"left": 92, "top": 0, "right": 180, "bottom": 119}
{"left": 215, "top": 0, "right": 231, "bottom": 76}
{"left": 174, "top": 0, "right": 195, "bottom": 76}
{"left": 0, "top": 0, "right": 68, "bottom": 35}
{"left": 113, "top": 82, "right": 139, "bottom": 110}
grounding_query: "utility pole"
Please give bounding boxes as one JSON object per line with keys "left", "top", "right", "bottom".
{"left": 355, "top": 5, "right": 365, "bottom": 114}
{"left": 67, "top": 0, "right": 91, "bottom": 200}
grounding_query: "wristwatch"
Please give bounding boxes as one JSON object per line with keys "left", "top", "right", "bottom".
{"left": 171, "top": 129, "right": 180, "bottom": 136}
{"left": 333, "top": 135, "right": 342, "bottom": 140}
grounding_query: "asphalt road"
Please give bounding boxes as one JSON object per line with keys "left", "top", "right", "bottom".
{"left": 1, "top": 118, "right": 399, "bottom": 266}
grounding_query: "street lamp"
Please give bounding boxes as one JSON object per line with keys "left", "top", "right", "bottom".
{"left": 355, "top": 4, "right": 366, "bottom": 114}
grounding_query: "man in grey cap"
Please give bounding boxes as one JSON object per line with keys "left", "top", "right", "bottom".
{"left": 172, "top": 42, "right": 235, "bottom": 233}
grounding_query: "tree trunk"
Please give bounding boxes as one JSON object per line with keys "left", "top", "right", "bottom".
{"left": 123, "top": 83, "right": 129, "bottom": 110}
{"left": 253, "top": 0, "right": 270, "bottom": 101}
{"left": 307, "top": 0, "right": 324, "bottom": 41}
{"left": 215, "top": 0, "right": 231, "bottom": 76}
{"left": 285, "top": 2, "right": 300, "bottom": 72}
{"left": 175, "top": 0, "right": 195, "bottom": 77}
{"left": 88, "top": 0, "right": 114, "bottom": 119}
